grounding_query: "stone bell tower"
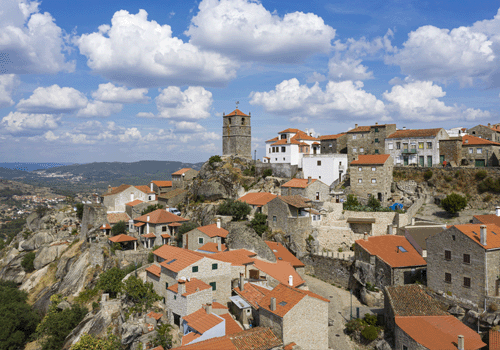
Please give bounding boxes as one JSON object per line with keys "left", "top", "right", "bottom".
{"left": 222, "top": 103, "right": 251, "bottom": 159}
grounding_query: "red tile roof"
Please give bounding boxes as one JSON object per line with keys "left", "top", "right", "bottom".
{"left": 109, "top": 234, "right": 137, "bottom": 243}
{"left": 172, "top": 168, "right": 194, "bottom": 176}
{"left": 229, "top": 327, "right": 282, "bottom": 350}
{"left": 151, "top": 180, "right": 172, "bottom": 187}
{"left": 210, "top": 301, "right": 229, "bottom": 310}
{"left": 107, "top": 212, "right": 131, "bottom": 224}
{"left": 350, "top": 154, "right": 391, "bottom": 165}
{"left": 198, "top": 242, "right": 228, "bottom": 252}
{"left": 233, "top": 283, "right": 272, "bottom": 308}
{"left": 100, "top": 224, "right": 111, "bottom": 230}
{"left": 197, "top": 223, "right": 229, "bottom": 238}
{"left": 259, "top": 283, "right": 329, "bottom": 317}
{"left": 207, "top": 249, "right": 256, "bottom": 266}
{"left": 181, "top": 331, "right": 202, "bottom": 345}
{"left": 220, "top": 313, "right": 243, "bottom": 335}
{"left": 147, "top": 311, "right": 163, "bottom": 321}
{"left": 278, "top": 128, "right": 300, "bottom": 133}
{"left": 125, "top": 199, "right": 144, "bottom": 207}
{"left": 161, "top": 233, "right": 171, "bottom": 238}
{"left": 355, "top": 235, "right": 427, "bottom": 268}
{"left": 463, "top": 135, "right": 500, "bottom": 146}
{"left": 238, "top": 192, "right": 277, "bottom": 207}
{"left": 152, "top": 346, "right": 165, "bottom": 350}
{"left": 266, "top": 136, "right": 278, "bottom": 143}
{"left": 396, "top": 316, "right": 486, "bottom": 350}
{"left": 142, "top": 233, "right": 156, "bottom": 238}
{"left": 168, "top": 222, "right": 183, "bottom": 227}
{"left": 474, "top": 214, "right": 500, "bottom": 226}
{"left": 490, "top": 329, "right": 500, "bottom": 350}
{"left": 183, "top": 308, "right": 224, "bottom": 334}
{"left": 454, "top": 224, "right": 500, "bottom": 249}
{"left": 135, "top": 209, "right": 188, "bottom": 224}
{"left": 146, "top": 264, "right": 161, "bottom": 277}
{"left": 318, "top": 133, "right": 345, "bottom": 140}
{"left": 158, "top": 188, "right": 187, "bottom": 199}
{"left": 102, "top": 184, "right": 131, "bottom": 196}
{"left": 252, "top": 260, "right": 305, "bottom": 287}
{"left": 155, "top": 245, "right": 204, "bottom": 272}
{"left": 284, "top": 343, "right": 296, "bottom": 350}
{"left": 134, "top": 222, "right": 145, "bottom": 227}
{"left": 281, "top": 178, "right": 317, "bottom": 188}
{"left": 227, "top": 109, "right": 249, "bottom": 117}
{"left": 135, "top": 185, "right": 155, "bottom": 194}
{"left": 264, "top": 241, "right": 305, "bottom": 268}
{"left": 167, "top": 278, "right": 211, "bottom": 296}
{"left": 347, "top": 124, "right": 395, "bottom": 133}
{"left": 387, "top": 128, "right": 443, "bottom": 139}
{"left": 178, "top": 336, "right": 235, "bottom": 350}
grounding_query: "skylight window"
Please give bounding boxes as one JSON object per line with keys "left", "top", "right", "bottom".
{"left": 279, "top": 301, "right": 287, "bottom": 306}
{"left": 166, "top": 259, "right": 177, "bottom": 264}
{"left": 397, "top": 246, "right": 407, "bottom": 253}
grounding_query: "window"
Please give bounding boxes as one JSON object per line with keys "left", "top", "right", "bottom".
{"left": 427, "top": 142, "right": 432, "bottom": 149}
{"left": 353, "top": 148, "right": 357, "bottom": 153}
{"left": 375, "top": 149, "right": 379, "bottom": 154}
{"left": 418, "top": 142, "right": 424, "bottom": 149}
{"left": 192, "top": 266, "right": 198, "bottom": 273}
{"left": 316, "top": 192, "right": 320, "bottom": 200}
{"left": 358, "top": 179, "right": 362, "bottom": 183}
{"left": 329, "top": 143, "right": 332, "bottom": 148}
{"left": 165, "top": 282, "right": 169, "bottom": 290}
{"left": 281, "top": 147, "right": 285, "bottom": 152}
{"left": 371, "top": 179, "right": 376, "bottom": 183}
{"left": 212, "top": 263, "right": 218, "bottom": 270}
{"left": 477, "top": 148, "right": 482, "bottom": 154}
{"left": 396, "top": 142, "right": 401, "bottom": 149}
{"left": 469, "top": 148, "right": 473, "bottom": 154}
{"left": 283, "top": 158, "right": 285, "bottom": 161}
{"left": 388, "top": 143, "right": 393, "bottom": 150}
{"left": 317, "top": 160, "right": 322, "bottom": 166}
{"left": 360, "top": 147, "right": 364, "bottom": 153}
{"left": 273, "top": 216, "right": 277, "bottom": 222}
{"left": 464, "top": 277, "right": 471, "bottom": 288}
{"left": 269, "top": 148, "right": 271, "bottom": 153}
{"left": 241, "top": 117, "right": 245, "bottom": 125}
{"left": 371, "top": 167, "right": 376, "bottom": 171}
{"left": 403, "top": 346, "right": 408, "bottom": 350}
{"left": 228, "top": 118, "right": 232, "bottom": 124}
{"left": 397, "top": 246, "right": 408, "bottom": 253}
{"left": 353, "top": 135, "right": 357, "bottom": 140}
{"left": 463, "top": 254, "right": 470, "bottom": 264}
{"left": 162, "top": 226, "right": 167, "bottom": 232}
{"left": 445, "top": 250, "right": 451, "bottom": 260}
{"left": 339, "top": 161, "right": 342, "bottom": 166}
{"left": 174, "top": 295, "right": 177, "bottom": 300}
{"left": 374, "top": 127, "right": 379, "bottom": 132}
{"left": 375, "top": 138, "right": 379, "bottom": 143}
{"left": 358, "top": 167, "right": 362, "bottom": 171}
{"left": 210, "top": 282, "right": 217, "bottom": 291}
{"left": 198, "top": 237, "right": 204, "bottom": 244}
{"left": 445, "top": 273, "right": 452, "bottom": 283}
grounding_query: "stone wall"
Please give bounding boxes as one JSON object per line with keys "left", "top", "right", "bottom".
{"left": 344, "top": 210, "right": 397, "bottom": 236}
{"left": 440, "top": 138, "right": 462, "bottom": 165}
{"left": 302, "top": 254, "right": 354, "bottom": 289}
{"left": 256, "top": 162, "right": 298, "bottom": 178}
{"left": 346, "top": 124, "right": 396, "bottom": 161}
{"left": 349, "top": 157, "right": 393, "bottom": 204}
{"left": 223, "top": 112, "right": 252, "bottom": 159}
{"left": 396, "top": 196, "right": 425, "bottom": 227}
{"left": 114, "top": 250, "right": 150, "bottom": 266}
{"left": 320, "top": 134, "right": 347, "bottom": 154}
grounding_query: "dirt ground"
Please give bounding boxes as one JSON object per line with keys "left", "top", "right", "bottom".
{"left": 415, "top": 201, "right": 497, "bottom": 225}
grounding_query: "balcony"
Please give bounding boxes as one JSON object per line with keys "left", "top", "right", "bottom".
{"left": 402, "top": 149, "right": 417, "bottom": 154}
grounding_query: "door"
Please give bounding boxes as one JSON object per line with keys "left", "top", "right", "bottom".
{"left": 403, "top": 157, "right": 408, "bottom": 166}
{"left": 475, "top": 159, "right": 486, "bottom": 167}
{"left": 419, "top": 156, "right": 424, "bottom": 167}
{"left": 336, "top": 195, "right": 340, "bottom": 203}
{"left": 440, "top": 155, "right": 445, "bottom": 164}
{"left": 427, "top": 156, "right": 432, "bottom": 167}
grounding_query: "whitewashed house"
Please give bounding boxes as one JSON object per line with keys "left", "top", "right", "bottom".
{"left": 265, "top": 128, "right": 320, "bottom": 168}
{"left": 302, "top": 153, "right": 348, "bottom": 187}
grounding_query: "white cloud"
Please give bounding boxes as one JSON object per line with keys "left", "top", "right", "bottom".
{"left": 383, "top": 80, "right": 491, "bottom": 121}
{"left": 0, "top": 0, "right": 74, "bottom": 74}
{"left": 92, "top": 83, "right": 149, "bottom": 104}
{"left": 306, "top": 72, "right": 326, "bottom": 83}
{"left": 74, "top": 120, "right": 104, "bottom": 135}
{"left": 328, "top": 56, "right": 373, "bottom": 81}
{"left": 44, "top": 130, "right": 59, "bottom": 141}
{"left": 17, "top": 85, "right": 88, "bottom": 114}
{"left": 64, "top": 132, "right": 95, "bottom": 144}
{"left": 171, "top": 121, "right": 205, "bottom": 133}
{"left": 290, "top": 116, "right": 309, "bottom": 123}
{"left": 156, "top": 86, "right": 212, "bottom": 121}
{"left": 1, "top": 111, "right": 59, "bottom": 134}
{"left": 186, "top": 0, "right": 336, "bottom": 63}
{"left": 250, "top": 78, "right": 385, "bottom": 119}
{"left": 0, "top": 74, "right": 20, "bottom": 107}
{"left": 76, "top": 101, "right": 122, "bottom": 117}
{"left": 136, "top": 112, "right": 155, "bottom": 118}
{"left": 117, "top": 128, "right": 141, "bottom": 142}
{"left": 76, "top": 9, "right": 238, "bottom": 87}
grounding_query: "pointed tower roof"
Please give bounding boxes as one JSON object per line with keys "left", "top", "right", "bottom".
{"left": 226, "top": 109, "right": 249, "bottom": 117}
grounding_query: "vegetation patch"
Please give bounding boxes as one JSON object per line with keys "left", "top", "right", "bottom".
{"left": 217, "top": 199, "right": 251, "bottom": 221}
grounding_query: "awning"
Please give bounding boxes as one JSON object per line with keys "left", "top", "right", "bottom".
{"left": 347, "top": 217, "right": 375, "bottom": 224}
{"left": 142, "top": 233, "right": 156, "bottom": 238}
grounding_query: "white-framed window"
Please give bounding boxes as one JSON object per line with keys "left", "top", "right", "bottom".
{"left": 371, "top": 167, "right": 376, "bottom": 171}
{"left": 352, "top": 135, "right": 357, "bottom": 140}
{"left": 469, "top": 148, "right": 473, "bottom": 154}
{"left": 427, "top": 142, "right": 432, "bottom": 149}
{"left": 477, "top": 148, "right": 483, "bottom": 154}
{"left": 388, "top": 143, "right": 393, "bottom": 150}
{"left": 358, "top": 167, "right": 362, "bottom": 171}
{"left": 358, "top": 179, "right": 362, "bottom": 183}
{"left": 353, "top": 148, "right": 357, "bottom": 153}
{"left": 360, "top": 148, "right": 364, "bottom": 153}
{"left": 273, "top": 216, "right": 277, "bottom": 222}
{"left": 317, "top": 160, "right": 321, "bottom": 166}
{"left": 371, "top": 179, "right": 376, "bottom": 183}
{"left": 281, "top": 147, "right": 285, "bottom": 152}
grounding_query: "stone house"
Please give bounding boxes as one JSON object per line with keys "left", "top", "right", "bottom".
{"left": 346, "top": 123, "right": 397, "bottom": 161}
{"left": 439, "top": 137, "right": 463, "bottom": 167}
{"left": 181, "top": 306, "right": 233, "bottom": 346}
{"left": 427, "top": 223, "right": 500, "bottom": 308}
{"left": 473, "top": 208, "right": 500, "bottom": 225}
{"left": 101, "top": 184, "right": 156, "bottom": 212}
{"left": 222, "top": 108, "right": 252, "bottom": 159}
{"left": 124, "top": 199, "right": 152, "bottom": 220}
{"left": 258, "top": 283, "right": 329, "bottom": 350}
{"left": 133, "top": 209, "right": 188, "bottom": 247}
{"left": 183, "top": 220, "right": 229, "bottom": 251}
{"left": 280, "top": 178, "right": 330, "bottom": 202}
{"left": 349, "top": 154, "right": 393, "bottom": 203}
{"left": 158, "top": 188, "right": 188, "bottom": 209}
{"left": 264, "top": 241, "right": 305, "bottom": 274}
{"left": 384, "top": 128, "right": 449, "bottom": 167}
{"left": 468, "top": 123, "right": 500, "bottom": 142}
{"left": 149, "top": 180, "right": 172, "bottom": 195}
{"left": 231, "top": 280, "right": 272, "bottom": 328}
{"left": 461, "top": 135, "right": 500, "bottom": 167}
{"left": 237, "top": 192, "right": 277, "bottom": 216}
{"left": 172, "top": 168, "right": 199, "bottom": 190}
{"left": 355, "top": 235, "right": 427, "bottom": 289}
{"left": 318, "top": 133, "right": 347, "bottom": 154}
{"left": 302, "top": 154, "right": 348, "bottom": 187}
{"left": 265, "top": 128, "right": 321, "bottom": 167}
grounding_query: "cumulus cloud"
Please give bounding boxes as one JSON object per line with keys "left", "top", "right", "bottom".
{"left": 63, "top": 132, "right": 95, "bottom": 144}
{"left": 136, "top": 112, "right": 155, "bottom": 118}
{"left": 186, "top": 0, "right": 335, "bottom": 63}
{"left": 17, "top": 85, "right": 88, "bottom": 114}
{"left": 250, "top": 78, "right": 385, "bottom": 119}
{"left": 76, "top": 101, "right": 123, "bottom": 117}
{"left": 76, "top": 9, "right": 238, "bottom": 87}
{"left": 383, "top": 80, "right": 491, "bottom": 121}
{"left": 0, "top": 0, "right": 74, "bottom": 74}
{"left": 92, "top": 83, "right": 149, "bottom": 104}
{"left": 1, "top": 111, "right": 59, "bottom": 135}
{"left": 156, "top": 86, "right": 213, "bottom": 121}
{"left": 0, "top": 74, "right": 20, "bottom": 108}
{"left": 117, "top": 128, "right": 141, "bottom": 142}
{"left": 171, "top": 121, "right": 205, "bottom": 133}
{"left": 44, "top": 130, "right": 59, "bottom": 141}
{"left": 328, "top": 56, "right": 373, "bottom": 81}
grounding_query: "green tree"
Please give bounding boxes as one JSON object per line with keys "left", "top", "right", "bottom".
{"left": 141, "top": 204, "right": 164, "bottom": 216}
{"left": 262, "top": 169, "right": 273, "bottom": 178}
{"left": 441, "top": 193, "right": 467, "bottom": 215}
{"left": 70, "top": 332, "right": 121, "bottom": 350}
{"left": 367, "top": 196, "right": 381, "bottom": 211}
{"left": 250, "top": 213, "right": 268, "bottom": 237}
{"left": 154, "top": 323, "right": 173, "bottom": 349}
{"left": 75, "top": 203, "right": 84, "bottom": 220}
{"left": 123, "top": 276, "right": 161, "bottom": 314}
{"left": 0, "top": 281, "right": 40, "bottom": 350}
{"left": 343, "top": 194, "right": 359, "bottom": 209}
{"left": 21, "top": 252, "right": 36, "bottom": 273}
{"left": 96, "top": 267, "right": 125, "bottom": 298}
{"left": 423, "top": 170, "right": 433, "bottom": 181}
{"left": 217, "top": 199, "right": 251, "bottom": 221}
{"left": 208, "top": 155, "right": 222, "bottom": 165}
{"left": 111, "top": 220, "right": 127, "bottom": 236}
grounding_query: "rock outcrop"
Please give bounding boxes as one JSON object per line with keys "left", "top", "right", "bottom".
{"left": 226, "top": 221, "right": 276, "bottom": 262}
{"left": 20, "top": 231, "right": 55, "bottom": 251}
{"left": 33, "top": 243, "right": 68, "bottom": 270}
{"left": 80, "top": 204, "right": 108, "bottom": 240}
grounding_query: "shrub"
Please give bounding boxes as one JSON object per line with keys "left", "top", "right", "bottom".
{"left": 250, "top": 213, "right": 268, "bottom": 237}
{"left": 343, "top": 194, "right": 359, "bottom": 209}
{"left": 92, "top": 301, "right": 99, "bottom": 311}
{"left": 262, "top": 169, "right": 273, "bottom": 178}
{"left": 365, "top": 282, "right": 378, "bottom": 292}
{"left": 123, "top": 276, "right": 161, "bottom": 314}
{"left": 478, "top": 177, "right": 500, "bottom": 194}
{"left": 71, "top": 228, "right": 78, "bottom": 235}
{"left": 423, "top": 170, "right": 433, "bottom": 181}
{"left": 75, "top": 203, "right": 84, "bottom": 220}
{"left": 141, "top": 204, "right": 164, "bottom": 215}
{"left": 154, "top": 323, "right": 173, "bottom": 349}
{"left": 345, "top": 318, "right": 365, "bottom": 333}
{"left": 361, "top": 325, "right": 379, "bottom": 341}
{"left": 338, "top": 248, "right": 343, "bottom": 253}
{"left": 22, "top": 252, "right": 36, "bottom": 272}
{"left": 111, "top": 220, "right": 127, "bottom": 236}
{"left": 75, "top": 287, "right": 99, "bottom": 304}
{"left": 148, "top": 252, "right": 155, "bottom": 264}
{"left": 70, "top": 331, "right": 121, "bottom": 350}
{"left": 364, "top": 313, "right": 378, "bottom": 326}
{"left": 209, "top": 155, "right": 222, "bottom": 165}
{"left": 476, "top": 170, "right": 488, "bottom": 180}
{"left": 243, "top": 165, "right": 256, "bottom": 176}
{"left": 217, "top": 199, "right": 251, "bottom": 221}
{"left": 367, "top": 196, "right": 380, "bottom": 210}
{"left": 444, "top": 176, "right": 453, "bottom": 182}
{"left": 110, "top": 242, "right": 122, "bottom": 255}
{"left": 441, "top": 193, "right": 467, "bottom": 215}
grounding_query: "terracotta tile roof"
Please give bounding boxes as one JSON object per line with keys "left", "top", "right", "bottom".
{"left": 100, "top": 224, "right": 111, "bottom": 230}
{"left": 161, "top": 233, "right": 171, "bottom": 238}
{"left": 141, "top": 233, "right": 156, "bottom": 238}
{"left": 282, "top": 178, "right": 317, "bottom": 188}
{"left": 490, "top": 329, "right": 500, "bottom": 350}
{"left": 278, "top": 195, "right": 311, "bottom": 208}
{"left": 270, "top": 138, "right": 301, "bottom": 146}
{"left": 151, "top": 180, "right": 172, "bottom": 187}
{"left": 102, "top": 184, "right": 131, "bottom": 196}
{"left": 183, "top": 308, "right": 224, "bottom": 334}
{"left": 167, "top": 278, "right": 211, "bottom": 296}
{"left": 284, "top": 343, "right": 296, "bottom": 350}
{"left": 152, "top": 346, "right": 164, "bottom": 350}
{"left": 355, "top": 235, "right": 427, "bottom": 268}
{"left": 234, "top": 282, "right": 272, "bottom": 308}
{"left": 259, "top": 283, "right": 329, "bottom": 317}
{"left": 293, "top": 130, "right": 318, "bottom": 141}
{"left": 265, "top": 241, "right": 305, "bottom": 268}
{"left": 238, "top": 192, "right": 277, "bottom": 207}
{"left": 197, "top": 242, "right": 228, "bottom": 253}
{"left": 107, "top": 212, "right": 131, "bottom": 224}
{"left": 318, "top": 133, "right": 345, "bottom": 140}
{"left": 182, "top": 331, "right": 202, "bottom": 345}
{"left": 154, "top": 245, "right": 204, "bottom": 272}
{"left": 210, "top": 301, "right": 229, "bottom": 309}
{"left": 108, "top": 234, "right": 137, "bottom": 243}
{"left": 177, "top": 337, "right": 235, "bottom": 350}
{"left": 168, "top": 222, "right": 182, "bottom": 227}
{"left": 463, "top": 135, "right": 500, "bottom": 146}
{"left": 207, "top": 249, "right": 256, "bottom": 266}
{"left": 125, "top": 199, "right": 144, "bottom": 207}
{"left": 387, "top": 128, "right": 443, "bottom": 139}
{"left": 134, "top": 222, "right": 145, "bottom": 227}
{"left": 172, "top": 168, "right": 194, "bottom": 176}
{"left": 385, "top": 285, "right": 448, "bottom": 317}
{"left": 227, "top": 109, "right": 249, "bottom": 117}
{"left": 230, "top": 327, "right": 282, "bottom": 350}
{"left": 147, "top": 311, "right": 163, "bottom": 321}
{"left": 278, "top": 128, "right": 300, "bottom": 133}
{"left": 146, "top": 264, "right": 161, "bottom": 277}
{"left": 350, "top": 154, "right": 391, "bottom": 165}
{"left": 312, "top": 142, "right": 320, "bottom": 145}
{"left": 136, "top": 185, "right": 155, "bottom": 194}
{"left": 135, "top": 209, "right": 188, "bottom": 224}
{"left": 158, "top": 188, "right": 187, "bottom": 199}
{"left": 265, "top": 137, "right": 278, "bottom": 143}
{"left": 220, "top": 313, "right": 243, "bottom": 335}
{"left": 396, "top": 316, "right": 486, "bottom": 350}
{"left": 454, "top": 224, "right": 500, "bottom": 249}
{"left": 197, "top": 223, "right": 229, "bottom": 238}
{"left": 473, "top": 214, "right": 500, "bottom": 226}
{"left": 480, "top": 124, "right": 500, "bottom": 133}
{"left": 252, "top": 260, "right": 305, "bottom": 287}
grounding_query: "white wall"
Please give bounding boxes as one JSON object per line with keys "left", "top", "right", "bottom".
{"left": 302, "top": 154, "right": 348, "bottom": 186}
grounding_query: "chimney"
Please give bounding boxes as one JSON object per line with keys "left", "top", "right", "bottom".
{"left": 458, "top": 335, "right": 464, "bottom": 350}
{"left": 488, "top": 123, "right": 491, "bottom": 127}
{"left": 364, "top": 232, "right": 368, "bottom": 240}
{"left": 307, "top": 176, "right": 312, "bottom": 184}
{"left": 150, "top": 183, "right": 154, "bottom": 191}
{"left": 403, "top": 126, "right": 406, "bottom": 130}
{"left": 480, "top": 225, "right": 487, "bottom": 246}
{"left": 108, "top": 185, "right": 112, "bottom": 193}
{"left": 375, "top": 122, "right": 378, "bottom": 125}
{"left": 240, "top": 273, "right": 244, "bottom": 291}
{"left": 305, "top": 128, "right": 309, "bottom": 135}
{"left": 270, "top": 297, "right": 276, "bottom": 311}
{"left": 288, "top": 275, "right": 293, "bottom": 286}
{"left": 217, "top": 239, "right": 222, "bottom": 252}
{"left": 217, "top": 218, "right": 221, "bottom": 229}
{"left": 205, "top": 303, "right": 212, "bottom": 314}
{"left": 496, "top": 206, "right": 500, "bottom": 217}
{"left": 130, "top": 193, "right": 134, "bottom": 202}
{"left": 355, "top": 123, "right": 358, "bottom": 128}
{"left": 411, "top": 217, "right": 416, "bottom": 226}
{"left": 178, "top": 280, "right": 186, "bottom": 295}
{"left": 147, "top": 215, "right": 150, "bottom": 222}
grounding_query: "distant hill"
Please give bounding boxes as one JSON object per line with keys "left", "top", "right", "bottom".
{"left": 0, "top": 162, "right": 73, "bottom": 172}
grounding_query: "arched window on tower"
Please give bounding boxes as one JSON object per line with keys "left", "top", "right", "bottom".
{"left": 228, "top": 118, "right": 232, "bottom": 125}
{"left": 241, "top": 117, "right": 245, "bottom": 125}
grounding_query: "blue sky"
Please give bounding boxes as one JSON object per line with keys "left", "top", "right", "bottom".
{"left": 1, "top": 0, "right": 499, "bottom": 163}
